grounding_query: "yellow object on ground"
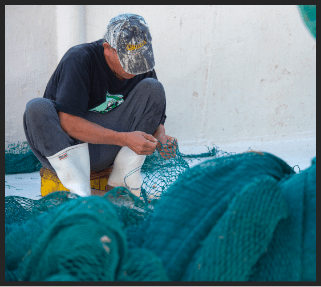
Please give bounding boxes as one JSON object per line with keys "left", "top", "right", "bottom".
{"left": 40, "top": 166, "right": 113, "bottom": 197}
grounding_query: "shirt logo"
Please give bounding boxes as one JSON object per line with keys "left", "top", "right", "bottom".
{"left": 126, "top": 39, "right": 147, "bottom": 51}
{"left": 89, "top": 92, "right": 124, "bottom": 113}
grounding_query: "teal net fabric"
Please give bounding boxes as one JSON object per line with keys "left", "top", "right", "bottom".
{"left": 298, "top": 5, "right": 316, "bottom": 39}
{"left": 5, "top": 151, "right": 316, "bottom": 282}
{"left": 5, "top": 142, "right": 43, "bottom": 175}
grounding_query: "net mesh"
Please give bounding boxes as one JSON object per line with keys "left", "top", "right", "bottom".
{"left": 5, "top": 139, "right": 316, "bottom": 282}
{"left": 298, "top": 5, "right": 316, "bottom": 39}
{"left": 5, "top": 142, "right": 43, "bottom": 175}
{"left": 139, "top": 139, "right": 190, "bottom": 203}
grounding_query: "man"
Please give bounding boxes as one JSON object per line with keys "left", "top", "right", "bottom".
{"left": 23, "top": 13, "right": 174, "bottom": 197}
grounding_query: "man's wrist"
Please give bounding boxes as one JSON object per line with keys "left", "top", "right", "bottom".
{"left": 153, "top": 124, "right": 165, "bottom": 138}
{"left": 154, "top": 125, "right": 166, "bottom": 143}
{"left": 101, "top": 129, "right": 128, "bottom": 147}
{"left": 116, "top": 131, "right": 128, "bottom": 147}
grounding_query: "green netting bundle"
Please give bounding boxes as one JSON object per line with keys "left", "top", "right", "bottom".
{"left": 298, "top": 5, "right": 316, "bottom": 39}
{"left": 5, "top": 151, "right": 316, "bottom": 282}
{"left": 5, "top": 142, "right": 43, "bottom": 175}
{"left": 5, "top": 188, "right": 169, "bottom": 281}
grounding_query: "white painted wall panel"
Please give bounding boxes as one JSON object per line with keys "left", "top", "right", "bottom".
{"left": 5, "top": 5, "right": 57, "bottom": 146}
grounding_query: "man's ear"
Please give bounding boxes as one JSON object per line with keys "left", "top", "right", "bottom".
{"left": 103, "top": 42, "right": 110, "bottom": 50}
{"left": 103, "top": 42, "right": 116, "bottom": 55}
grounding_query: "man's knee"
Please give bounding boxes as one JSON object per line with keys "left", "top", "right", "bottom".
{"left": 137, "top": 78, "right": 166, "bottom": 105}
{"left": 24, "top": 98, "right": 56, "bottom": 122}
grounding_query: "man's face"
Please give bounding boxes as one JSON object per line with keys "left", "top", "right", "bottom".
{"left": 103, "top": 42, "right": 136, "bottom": 80}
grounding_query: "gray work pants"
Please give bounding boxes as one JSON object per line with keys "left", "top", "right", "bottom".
{"left": 23, "top": 78, "right": 166, "bottom": 172}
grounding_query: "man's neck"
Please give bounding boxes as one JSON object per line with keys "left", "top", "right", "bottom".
{"left": 104, "top": 52, "right": 126, "bottom": 81}
{"left": 113, "top": 70, "right": 126, "bottom": 81}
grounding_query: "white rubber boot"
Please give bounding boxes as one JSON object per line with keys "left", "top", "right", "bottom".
{"left": 46, "top": 143, "right": 91, "bottom": 197}
{"left": 107, "top": 146, "right": 146, "bottom": 198}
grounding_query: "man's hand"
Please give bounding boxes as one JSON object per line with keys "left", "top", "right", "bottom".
{"left": 153, "top": 125, "right": 177, "bottom": 159}
{"left": 124, "top": 131, "right": 158, "bottom": 155}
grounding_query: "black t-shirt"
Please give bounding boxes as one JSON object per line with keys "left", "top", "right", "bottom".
{"left": 43, "top": 39, "right": 165, "bottom": 123}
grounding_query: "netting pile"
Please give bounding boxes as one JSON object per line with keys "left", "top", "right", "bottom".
{"left": 298, "top": 5, "right": 316, "bottom": 39}
{"left": 5, "top": 142, "right": 43, "bottom": 175}
{"left": 5, "top": 141, "right": 316, "bottom": 281}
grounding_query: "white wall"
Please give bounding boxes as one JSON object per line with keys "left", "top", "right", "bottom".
{"left": 5, "top": 5, "right": 316, "bottom": 148}
{"left": 5, "top": 5, "right": 57, "bottom": 146}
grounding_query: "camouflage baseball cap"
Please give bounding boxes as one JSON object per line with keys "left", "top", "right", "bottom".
{"left": 104, "top": 13, "right": 155, "bottom": 75}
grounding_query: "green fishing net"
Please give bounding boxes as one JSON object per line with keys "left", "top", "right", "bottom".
{"left": 5, "top": 142, "right": 43, "bottom": 175}
{"left": 5, "top": 139, "right": 316, "bottom": 281}
{"left": 298, "top": 5, "right": 316, "bottom": 39}
{"left": 139, "top": 139, "right": 244, "bottom": 203}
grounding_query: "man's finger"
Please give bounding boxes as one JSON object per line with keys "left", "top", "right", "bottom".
{"left": 143, "top": 133, "right": 158, "bottom": 143}
{"left": 142, "top": 140, "right": 157, "bottom": 153}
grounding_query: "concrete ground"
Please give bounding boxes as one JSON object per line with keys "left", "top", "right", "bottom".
{"left": 5, "top": 137, "right": 316, "bottom": 200}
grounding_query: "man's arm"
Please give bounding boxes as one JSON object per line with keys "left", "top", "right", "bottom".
{"left": 58, "top": 111, "right": 157, "bottom": 155}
